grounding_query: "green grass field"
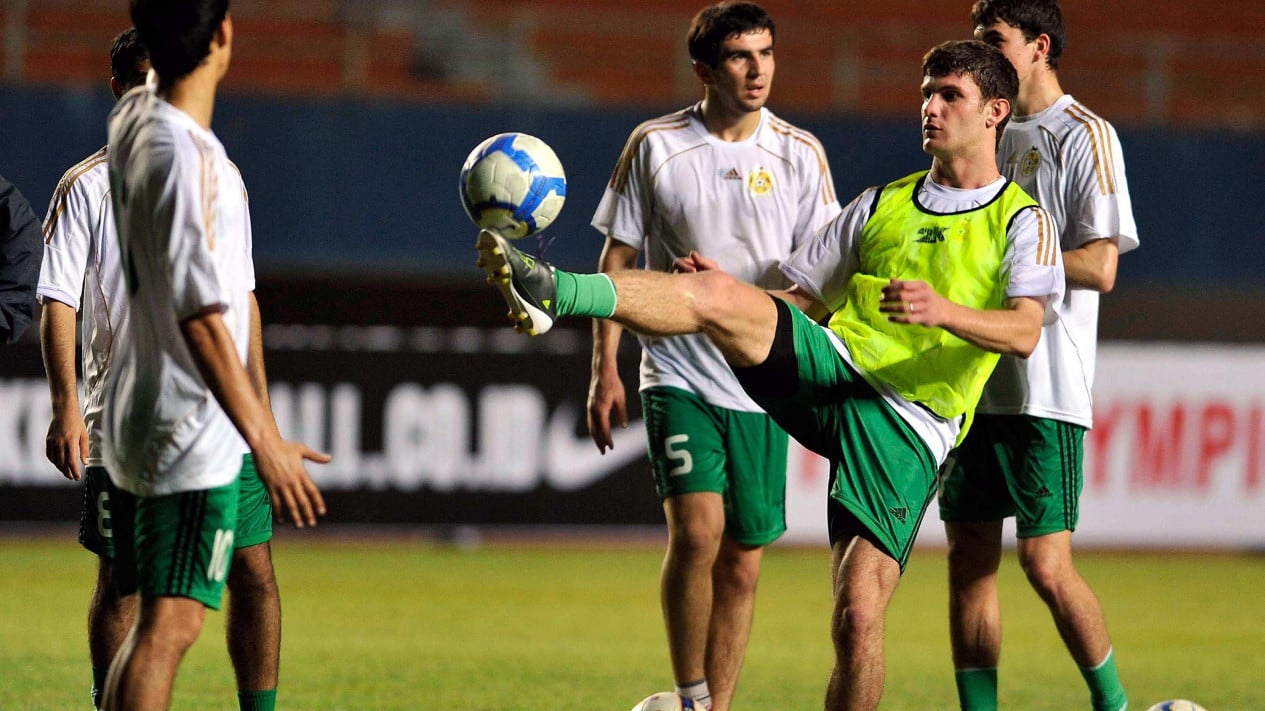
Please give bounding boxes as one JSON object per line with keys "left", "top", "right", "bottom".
{"left": 2, "top": 533, "right": 1262, "bottom": 710}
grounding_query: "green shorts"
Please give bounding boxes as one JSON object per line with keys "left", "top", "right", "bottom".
{"left": 235, "top": 454, "right": 274, "bottom": 549}
{"left": 86, "top": 455, "right": 271, "bottom": 559}
{"left": 112, "top": 479, "right": 240, "bottom": 609}
{"left": 641, "top": 386, "right": 789, "bottom": 546}
{"left": 938, "top": 414, "right": 1085, "bottom": 537}
{"left": 733, "top": 298, "right": 937, "bottom": 569}
{"left": 79, "top": 467, "right": 118, "bottom": 559}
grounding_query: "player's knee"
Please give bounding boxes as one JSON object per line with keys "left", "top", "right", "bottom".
{"left": 1018, "top": 544, "right": 1073, "bottom": 598}
{"left": 831, "top": 588, "right": 884, "bottom": 651}
{"left": 831, "top": 601, "right": 880, "bottom": 654}
{"left": 138, "top": 603, "right": 205, "bottom": 652}
{"left": 668, "top": 517, "right": 723, "bottom": 561}
{"left": 714, "top": 547, "right": 761, "bottom": 595}
{"left": 228, "top": 544, "right": 278, "bottom": 594}
{"left": 690, "top": 271, "right": 745, "bottom": 326}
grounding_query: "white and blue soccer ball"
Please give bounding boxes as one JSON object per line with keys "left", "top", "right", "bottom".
{"left": 630, "top": 692, "right": 705, "bottom": 711}
{"left": 1146, "top": 701, "right": 1208, "bottom": 711}
{"left": 459, "top": 132, "right": 566, "bottom": 240}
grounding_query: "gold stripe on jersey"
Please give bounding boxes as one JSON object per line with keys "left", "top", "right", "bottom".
{"left": 609, "top": 113, "right": 691, "bottom": 195}
{"left": 1035, "top": 208, "right": 1059, "bottom": 266}
{"left": 43, "top": 147, "right": 108, "bottom": 244}
{"left": 1064, "top": 104, "right": 1117, "bottom": 196}
{"left": 767, "top": 117, "right": 836, "bottom": 205}
{"left": 188, "top": 130, "right": 219, "bottom": 251}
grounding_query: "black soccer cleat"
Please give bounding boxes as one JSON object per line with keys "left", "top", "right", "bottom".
{"left": 475, "top": 229, "right": 558, "bottom": 336}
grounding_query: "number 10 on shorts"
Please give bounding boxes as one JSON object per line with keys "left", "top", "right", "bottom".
{"left": 208, "top": 529, "right": 235, "bottom": 582}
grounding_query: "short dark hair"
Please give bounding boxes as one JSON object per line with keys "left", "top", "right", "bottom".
{"left": 923, "top": 40, "right": 1019, "bottom": 138}
{"left": 110, "top": 28, "right": 150, "bottom": 90}
{"left": 687, "top": 2, "right": 775, "bottom": 68}
{"left": 970, "top": 0, "right": 1065, "bottom": 70}
{"left": 130, "top": 0, "right": 229, "bottom": 80}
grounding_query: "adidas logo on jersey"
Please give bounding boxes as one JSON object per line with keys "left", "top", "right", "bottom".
{"left": 889, "top": 507, "right": 908, "bottom": 524}
{"left": 721, "top": 168, "right": 742, "bottom": 180}
{"left": 1034, "top": 486, "right": 1054, "bottom": 499}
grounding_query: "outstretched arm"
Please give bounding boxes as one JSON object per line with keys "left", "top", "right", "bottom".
{"left": 880, "top": 279, "right": 1045, "bottom": 357}
{"left": 181, "top": 308, "right": 328, "bottom": 527}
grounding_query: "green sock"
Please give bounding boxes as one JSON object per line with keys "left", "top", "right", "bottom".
{"left": 238, "top": 688, "right": 277, "bottom": 711}
{"left": 554, "top": 270, "right": 617, "bottom": 318}
{"left": 91, "top": 665, "right": 109, "bottom": 709}
{"left": 954, "top": 668, "right": 998, "bottom": 711}
{"left": 1081, "top": 647, "right": 1128, "bottom": 711}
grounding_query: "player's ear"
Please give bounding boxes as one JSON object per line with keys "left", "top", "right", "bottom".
{"left": 1033, "top": 32, "right": 1052, "bottom": 66}
{"left": 691, "top": 60, "right": 714, "bottom": 86}
{"left": 985, "top": 97, "right": 1010, "bottom": 129}
{"left": 109, "top": 77, "right": 124, "bottom": 100}
{"left": 213, "top": 13, "right": 233, "bottom": 51}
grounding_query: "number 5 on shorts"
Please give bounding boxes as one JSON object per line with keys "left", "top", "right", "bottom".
{"left": 665, "top": 434, "right": 693, "bottom": 476}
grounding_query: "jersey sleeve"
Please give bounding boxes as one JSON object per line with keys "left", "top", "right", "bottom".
{"left": 37, "top": 170, "right": 95, "bottom": 310}
{"left": 1064, "top": 120, "right": 1139, "bottom": 254}
{"left": 1004, "top": 205, "right": 1065, "bottom": 324}
{"left": 791, "top": 134, "right": 843, "bottom": 251}
{"left": 237, "top": 170, "right": 256, "bottom": 292}
{"left": 154, "top": 144, "right": 227, "bottom": 321}
{"left": 590, "top": 127, "right": 652, "bottom": 252}
{"left": 780, "top": 187, "right": 876, "bottom": 311}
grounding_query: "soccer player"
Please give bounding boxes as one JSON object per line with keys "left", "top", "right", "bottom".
{"left": 0, "top": 173, "right": 42, "bottom": 343}
{"left": 586, "top": 3, "right": 840, "bottom": 709}
{"left": 939, "top": 2, "right": 1138, "bottom": 710}
{"left": 479, "top": 39, "right": 1063, "bottom": 711}
{"left": 100, "top": 3, "right": 327, "bottom": 709}
{"left": 39, "top": 28, "right": 300, "bottom": 711}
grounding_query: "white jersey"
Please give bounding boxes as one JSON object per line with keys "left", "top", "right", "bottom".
{"left": 37, "top": 148, "right": 127, "bottom": 466}
{"left": 591, "top": 104, "right": 842, "bottom": 411}
{"left": 979, "top": 95, "right": 1139, "bottom": 428}
{"left": 782, "top": 177, "right": 1064, "bottom": 465}
{"left": 103, "top": 84, "right": 256, "bottom": 496}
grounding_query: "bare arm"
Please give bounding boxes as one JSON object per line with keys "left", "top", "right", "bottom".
{"left": 181, "top": 309, "right": 328, "bottom": 527}
{"left": 246, "top": 292, "right": 272, "bottom": 410}
{"left": 1063, "top": 238, "right": 1119, "bottom": 293}
{"left": 880, "top": 279, "right": 1045, "bottom": 357}
{"left": 40, "top": 301, "right": 89, "bottom": 480}
{"left": 587, "top": 238, "right": 640, "bottom": 454}
{"left": 776, "top": 284, "right": 830, "bottom": 322}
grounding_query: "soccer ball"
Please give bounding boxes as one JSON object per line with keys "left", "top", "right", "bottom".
{"left": 459, "top": 132, "right": 567, "bottom": 239}
{"left": 1145, "top": 701, "right": 1207, "bottom": 711}
{"left": 630, "top": 692, "right": 704, "bottom": 711}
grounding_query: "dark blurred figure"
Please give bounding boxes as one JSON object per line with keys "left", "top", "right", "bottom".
{"left": 0, "top": 174, "right": 42, "bottom": 343}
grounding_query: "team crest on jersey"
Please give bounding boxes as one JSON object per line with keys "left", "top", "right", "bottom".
{"left": 1020, "top": 148, "right": 1041, "bottom": 177}
{"left": 746, "top": 166, "right": 774, "bottom": 195}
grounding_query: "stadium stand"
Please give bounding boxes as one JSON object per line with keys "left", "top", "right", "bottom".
{"left": 3, "top": 0, "right": 1263, "bottom": 125}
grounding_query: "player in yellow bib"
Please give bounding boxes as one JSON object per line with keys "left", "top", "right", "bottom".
{"left": 479, "top": 40, "right": 1062, "bottom": 710}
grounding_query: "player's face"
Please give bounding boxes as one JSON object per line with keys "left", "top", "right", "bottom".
{"left": 975, "top": 21, "right": 1039, "bottom": 83}
{"left": 920, "top": 72, "right": 993, "bottom": 157}
{"left": 704, "top": 29, "right": 775, "bottom": 114}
